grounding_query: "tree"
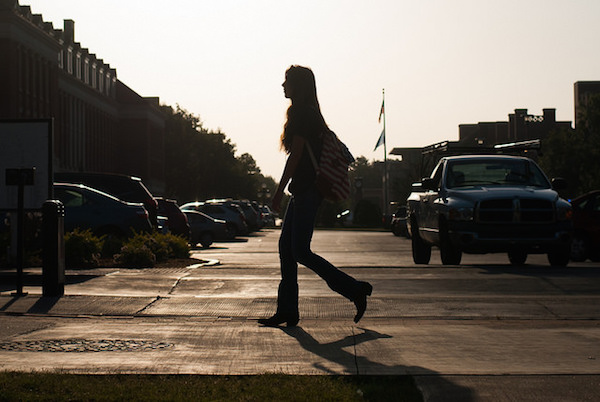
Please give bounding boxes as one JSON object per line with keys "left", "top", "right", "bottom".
{"left": 539, "top": 93, "right": 600, "bottom": 199}
{"left": 161, "top": 105, "right": 274, "bottom": 203}
{"left": 349, "top": 156, "right": 418, "bottom": 206}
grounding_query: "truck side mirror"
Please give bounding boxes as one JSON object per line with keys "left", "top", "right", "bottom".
{"left": 421, "top": 178, "right": 438, "bottom": 191}
{"left": 551, "top": 177, "right": 568, "bottom": 190}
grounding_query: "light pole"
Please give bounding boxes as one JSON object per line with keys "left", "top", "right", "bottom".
{"left": 258, "top": 183, "right": 271, "bottom": 206}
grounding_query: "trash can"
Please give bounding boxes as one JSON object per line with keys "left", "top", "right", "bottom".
{"left": 42, "top": 200, "right": 65, "bottom": 297}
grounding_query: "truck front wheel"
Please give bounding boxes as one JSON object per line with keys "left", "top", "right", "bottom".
{"left": 548, "top": 246, "right": 570, "bottom": 267}
{"left": 411, "top": 221, "right": 431, "bottom": 264}
{"left": 439, "top": 223, "right": 462, "bottom": 265}
{"left": 508, "top": 249, "right": 528, "bottom": 265}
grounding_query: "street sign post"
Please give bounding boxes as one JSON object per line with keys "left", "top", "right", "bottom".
{"left": 5, "top": 168, "right": 36, "bottom": 296}
{"left": 1, "top": 119, "right": 53, "bottom": 296}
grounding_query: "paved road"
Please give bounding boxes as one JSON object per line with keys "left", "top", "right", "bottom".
{"left": 1, "top": 229, "right": 599, "bottom": 401}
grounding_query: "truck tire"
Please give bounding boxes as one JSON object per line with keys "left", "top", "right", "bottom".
{"left": 548, "top": 246, "right": 570, "bottom": 267}
{"left": 570, "top": 233, "right": 588, "bottom": 262}
{"left": 411, "top": 221, "right": 431, "bottom": 264}
{"left": 439, "top": 222, "right": 462, "bottom": 265}
{"left": 508, "top": 249, "right": 528, "bottom": 265}
{"left": 199, "top": 232, "right": 214, "bottom": 249}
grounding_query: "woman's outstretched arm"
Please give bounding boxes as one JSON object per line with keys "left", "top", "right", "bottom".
{"left": 272, "top": 135, "right": 305, "bottom": 213}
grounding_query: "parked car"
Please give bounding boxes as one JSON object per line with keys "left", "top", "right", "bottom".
{"left": 251, "top": 201, "right": 265, "bottom": 229}
{"left": 260, "top": 205, "right": 277, "bottom": 227}
{"left": 181, "top": 201, "right": 249, "bottom": 236}
{"left": 234, "top": 199, "right": 262, "bottom": 231}
{"left": 157, "top": 198, "right": 191, "bottom": 240}
{"left": 55, "top": 172, "right": 159, "bottom": 228}
{"left": 390, "top": 206, "right": 408, "bottom": 237}
{"left": 183, "top": 210, "right": 233, "bottom": 248}
{"left": 570, "top": 190, "right": 600, "bottom": 262}
{"left": 54, "top": 182, "right": 153, "bottom": 237}
{"left": 156, "top": 215, "right": 170, "bottom": 234}
{"left": 335, "top": 209, "right": 353, "bottom": 226}
{"left": 407, "top": 155, "right": 572, "bottom": 266}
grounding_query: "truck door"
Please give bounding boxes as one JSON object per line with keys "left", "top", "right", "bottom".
{"left": 420, "top": 162, "right": 443, "bottom": 242}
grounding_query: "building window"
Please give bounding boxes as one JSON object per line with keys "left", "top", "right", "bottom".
{"left": 67, "top": 48, "right": 73, "bottom": 74}
{"left": 58, "top": 50, "right": 63, "bottom": 69}
{"left": 76, "top": 53, "right": 82, "bottom": 79}
{"left": 98, "top": 68, "right": 104, "bottom": 92}
{"left": 84, "top": 59, "right": 89, "bottom": 84}
{"left": 91, "top": 63, "right": 97, "bottom": 88}
{"left": 105, "top": 73, "right": 111, "bottom": 95}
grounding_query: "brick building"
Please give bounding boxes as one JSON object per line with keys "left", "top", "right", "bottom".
{"left": 0, "top": 0, "right": 165, "bottom": 193}
{"left": 458, "top": 108, "right": 572, "bottom": 148}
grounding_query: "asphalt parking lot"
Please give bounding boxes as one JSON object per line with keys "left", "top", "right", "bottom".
{"left": 1, "top": 229, "right": 599, "bottom": 401}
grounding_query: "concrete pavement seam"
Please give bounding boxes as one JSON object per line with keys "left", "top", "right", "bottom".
{"left": 535, "top": 300, "right": 561, "bottom": 319}
{"left": 133, "top": 296, "right": 162, "bottom": 316}
{"left": 351, "top": 326, "right": 359, "bottom": 375}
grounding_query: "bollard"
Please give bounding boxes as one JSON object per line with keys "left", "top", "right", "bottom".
{"left": 42, "top": 200, "right": 65, "bottom": 297}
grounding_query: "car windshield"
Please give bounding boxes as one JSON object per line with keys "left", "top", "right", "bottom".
{"left": 446, "top": 159, "right": 550, "bottom": 189}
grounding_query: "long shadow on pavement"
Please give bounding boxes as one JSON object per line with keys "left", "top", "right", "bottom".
{"left": 282, "top": 326, "right": 474, "bottom": 400}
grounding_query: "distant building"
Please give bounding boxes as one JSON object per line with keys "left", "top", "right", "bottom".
{"left": 574, "top": 81, "right": 600, "bottom": 129}
{"left": 458, "top": 108, "right": 572, "bottom": 148}
{"left": 0, "top": 0, "right": 165, "bottom": 193}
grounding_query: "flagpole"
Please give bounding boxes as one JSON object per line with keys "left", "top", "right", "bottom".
{"left": 382, "top": 89, "right": 389, "bottom": 221}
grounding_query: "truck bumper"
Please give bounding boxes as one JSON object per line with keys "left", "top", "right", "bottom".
{"left": 448, "top": 222, "right": 572, "bottom": 254}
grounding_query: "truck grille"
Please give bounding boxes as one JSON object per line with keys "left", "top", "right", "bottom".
{"left": 477, "top": 198, "right": 554, "bottom": 223}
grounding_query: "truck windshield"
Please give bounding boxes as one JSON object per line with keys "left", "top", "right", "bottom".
{"left": 446, "top": 159, "right": 550, "bottom": 189}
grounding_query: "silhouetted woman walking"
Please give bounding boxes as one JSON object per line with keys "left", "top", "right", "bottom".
{"left": 258, "top": 65, "right": 372, "bottom": 327}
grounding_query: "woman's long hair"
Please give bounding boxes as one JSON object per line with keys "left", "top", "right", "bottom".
{"left": 280, "top": 65, "right": 328, "bottom": 153}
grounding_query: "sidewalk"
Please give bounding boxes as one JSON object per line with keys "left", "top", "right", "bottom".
{"left": 1, "top": 254, "right": 600, "bottom": 400}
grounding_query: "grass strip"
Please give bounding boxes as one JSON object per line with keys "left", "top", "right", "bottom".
{"left": 0, "top": 373, "right": 422, "bottom": 401}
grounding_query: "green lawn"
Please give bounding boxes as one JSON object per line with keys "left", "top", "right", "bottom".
{"left": 0, "top": 373, "right": 422, "bottom": 401}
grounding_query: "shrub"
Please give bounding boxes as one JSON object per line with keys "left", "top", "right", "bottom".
{"left": 63, "top": 230, "right": 190, "bottom": 268}
{"left": 64, "top": 228, "right": 102, "bottom": 268}
{"left": 114, "top": 244, "right": 156, "bottom": 268}
{"left": 114, "top": 231, "right": 190, "bottom": 267}
{"left": 0, "top": 229, "right": 9, "bottom": 267}
{"left": 0, "top": 212, "right": 43, "bottom": 268}
{"left": 139, "top": 232, "right": 171, "bottom": 262}
{"left": 100, "top": 235, "right": 124, "bottom": 259}
{"left": 156, "top": 233, "right": 190, "bottom": 259}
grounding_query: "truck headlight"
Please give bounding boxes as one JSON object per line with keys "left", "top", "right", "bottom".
{"left": 448, "top": 207, "right": 474, "bottom": 221}
{"left": 557, "top": 206, "right": 572, "bottom": 221}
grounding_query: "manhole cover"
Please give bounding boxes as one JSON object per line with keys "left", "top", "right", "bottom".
{"left": 0, "top": 339, "right": 173, "bottom": 352}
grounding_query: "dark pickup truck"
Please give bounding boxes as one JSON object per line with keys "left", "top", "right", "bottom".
{"left": 407, "top": 154, "right": 572, "bottom": 266}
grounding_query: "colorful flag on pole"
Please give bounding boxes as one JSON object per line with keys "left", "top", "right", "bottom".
{"left": 378, "top": 100, "right": 385, "bottom": 123}
{"left": 374, "top": 128, "right": 385, "bottom": 151}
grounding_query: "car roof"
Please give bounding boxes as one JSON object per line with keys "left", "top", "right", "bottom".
{"left": 54, "top": 182, "right": 123, "bottom": 203}
{"left": 572, "top": 190, "right": 600, "bottom": 203}
{"left": 55, "top": 172, "right": 142, "bottom": 181}
{"left": 441, "top": 154, "right": 532, "bottom": 162}
{"left": 157, "top": 198, "right": 179, "bottom": 205}
{"left": 182, "top": 209, "right": 217, "bottom": 220}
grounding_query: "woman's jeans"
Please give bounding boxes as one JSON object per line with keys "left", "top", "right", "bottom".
{"left": 277, "top": 188, "right": 360, "bottom": 316}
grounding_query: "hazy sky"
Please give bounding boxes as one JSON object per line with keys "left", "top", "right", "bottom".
{"left": 24, "top": 0, "right": 600, "bottom": 179}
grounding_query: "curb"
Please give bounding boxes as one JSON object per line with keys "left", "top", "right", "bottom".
{"left": 186, "top": 259, "right": 220, "bottom": 268}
